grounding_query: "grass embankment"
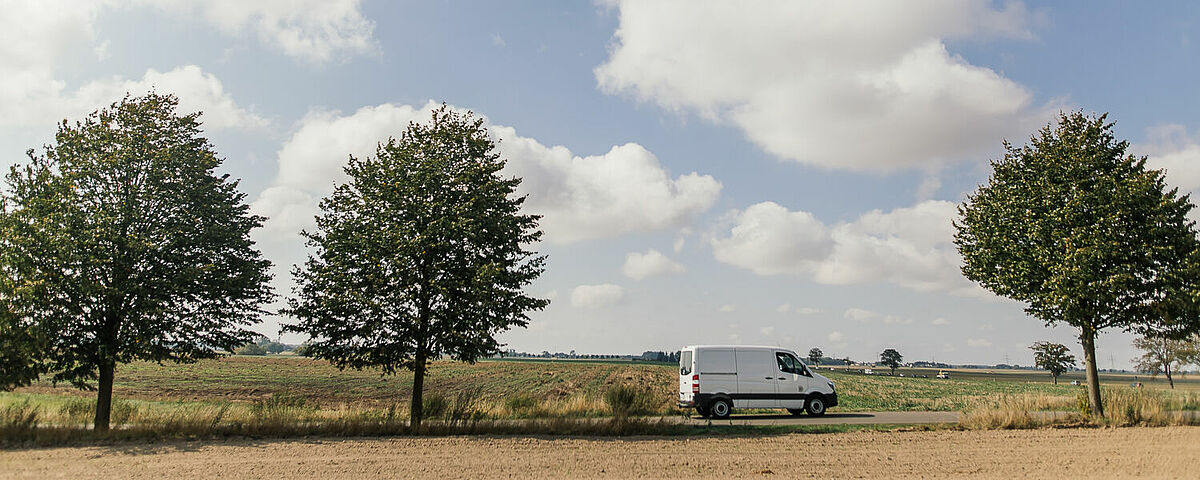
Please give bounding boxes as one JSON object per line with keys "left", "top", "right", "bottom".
{"left": 4, "top": 357, "right": 1199, "bottom": 445}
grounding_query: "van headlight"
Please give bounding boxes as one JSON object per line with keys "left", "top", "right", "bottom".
{"left": 827, "top": 381, "right": 835, "bottom": 391}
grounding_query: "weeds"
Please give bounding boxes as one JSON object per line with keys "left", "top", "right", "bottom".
{"left": 961, "top": 387, "right": 1200, "bottom": 429}
{"left": 604, "top": 384, "right": 656, "bottom": 417}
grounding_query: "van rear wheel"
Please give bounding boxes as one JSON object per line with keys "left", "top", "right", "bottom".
{"left": 709, "top": 398, "right": 731, "bottom": 419}
{"left": 805, "top": 396, "right": 827, "bottom": 416}
{"left": 696, "top": 405, "right": 710, "bottom": 418}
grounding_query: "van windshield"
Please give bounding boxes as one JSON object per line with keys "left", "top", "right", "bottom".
{"left": 680, "top": 351, "right": 692, "bottom": 375}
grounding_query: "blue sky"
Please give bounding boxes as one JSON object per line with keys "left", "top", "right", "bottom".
{"left": 4, "top": 1, "right": 1199, "bottom": 369}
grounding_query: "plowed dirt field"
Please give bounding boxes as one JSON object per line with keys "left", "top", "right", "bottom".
{"left": 3, "top": 426, "right": 1196, "bottom": 479}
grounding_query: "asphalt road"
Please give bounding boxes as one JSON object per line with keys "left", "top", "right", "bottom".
{"left": 677, "top": 411, "right": 961, "bottom": 426}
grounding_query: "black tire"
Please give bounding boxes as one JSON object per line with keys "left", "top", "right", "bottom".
{"left": 805, "top": 396, "right": 827, "bottom": 416}
{"left": 786, "top": 408, "right": 805, "bottom": 416}
{"left": 696, "top": 405, "right": 711, "bottom": 418}
{"left": 709, "top": 398, "right": 732, "bottom": 419}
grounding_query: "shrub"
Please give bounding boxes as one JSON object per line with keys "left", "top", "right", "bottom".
{"left": 422, "top": 393, "right": 448, "bottom": 419}
{"left": 604, "top": 384, "right": 654, "bottom": 417}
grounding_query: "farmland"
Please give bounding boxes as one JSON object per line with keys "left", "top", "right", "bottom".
{"left": 6, "top": 356, "right": 1198, "bottom": 418}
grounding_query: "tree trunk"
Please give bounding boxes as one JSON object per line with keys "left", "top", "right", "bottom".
{"left": 410, "top": 350, "right": 427, "bottom": 431}
{"left": 1080, "top": 327, "right": 1104, "bottom": 417}
{"left": 1166, "top": 366, "right": 1174, "bottom": 389}
{"left": 95, "top": 360, "right": 115, "bottom": 432}
{"left": 1052, "top": 374, "right": 1058, "bottom": 385}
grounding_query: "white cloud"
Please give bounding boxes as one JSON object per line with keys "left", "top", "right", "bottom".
{"left": 596, "top": 0, "right": 1047, "bottom": 171}
{"left": 795, "top": 307, "right": 823, "bottom": 315}
{"left": 967, "top": 338, "right": 993, "bottom": 348}
{"left": 570, "top": 284, "right": 625, "bottom": 309}
{"left": 0, "top": 2, "right": 263, "bottom": 131}
{"left": 253, "top": 101, "right": 721, "bottom": 245}
{"left": 843, "top": 308, "right": 880, "bottom": 321}
{"left": 1, "top": 64, "right": 265, "bottom": 132}
{"left": 775, "top": 303, "right": 792, "bottom": 313}
{"left": 138, "top": 0, "right": 377, "bottom": 64}
{"left": 496, "top": 129, "right": 722, "bottom": 243}
{"left": 712, "top": 199, "right": 986, "bottom": 296}
{"left": 622, "top": 249, "right": 686, "bottom": 280}
{"left": 759, "top": 326, "right": 775, "bottom": 336}
{"left": 718, "top": 304, "right": 735, "bottom": 313}
{"left": 1139, "top": 124, "right": 1200, "bottom": 193}
{"left": 827, "top": 331, "right": 845, "bottom": 343}
{"left": 931, "top": 317, "right": 950, "bottom": 326}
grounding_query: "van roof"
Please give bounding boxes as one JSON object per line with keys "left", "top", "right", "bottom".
{"left": 682, "top": 345, "right": 796, "bottom": 352}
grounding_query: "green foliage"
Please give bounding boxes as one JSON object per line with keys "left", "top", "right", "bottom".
{"left": 282, "top": 105, "right": 548, "bottom": 428}
{"left": 955, "top": 111, "right": 1200, "bottom": 415}
{"left": 604, "top": 384, "right": 655, "bottom": 417}
{"left": 1132, "top": 335, "right": 1196, "bottom": 388}
{"left": 422, "top": 393, "right": 448, "bottom": 418}
{"left": 1030, "top": 341, "right": 1075, "bottom": 384}
{"left": 880, "top": 349, "right": 902, "bottom": 374}
{"left": 808, "top": 348, "right": 823, "bottom": 365}
{"left": 235, "top": 343, "right": 268, "bottom": 356}
{"left": 0, "top": 94, "right": 274, "bottom": 429}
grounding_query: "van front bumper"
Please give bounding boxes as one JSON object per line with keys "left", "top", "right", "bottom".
{"left": 826, "top": 393, "right": 838, "bottom": 408}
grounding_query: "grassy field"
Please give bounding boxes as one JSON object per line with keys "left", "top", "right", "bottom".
{"left": 9, "top": 356, "right": 1200, "bottom": 413}
{"left": 4, "top": 355, "right": 1199, "bottom": 446}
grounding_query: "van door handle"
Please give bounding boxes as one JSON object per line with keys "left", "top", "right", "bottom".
{"left": 777, "top": 377, "right": 786, "bottom": 380}
{"left": 765, "top": 376, "right": 773, "bottom": 380}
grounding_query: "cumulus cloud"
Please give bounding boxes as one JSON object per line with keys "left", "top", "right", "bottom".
{"left": 931, "top": 317, "right": 950, "bottom": 326}
{"left": 622, "top": 249, "right": 686, "bottom": 280}
{"left": 570, "top": 284, "right": 625, "bottom": 308}
{"left": 828, "top": 331, "right": 845, "bottom": 343}
{"left": 718, "top": 304, "right": 735, "bottom": 313}
{"left": 136, "top": 0, "right": 376, "bottom": 63}
{"left": 775, "top": 303, "right": 792, "bottom": 313}
{"left": 1139, "top": 124, "right": 1200, "bottom": 193}
{"left": 0, "top": 2, "right": 264, "bottom": 132}
{"left": 252, "top": 101, "right": 721, "bottom": 245}
{"left": 967, "top": 338, "right": 993, "bottom": 348}
{"left": 596, "top": 0, "right": 1048, "bottom": 171}
{"left": 843, "top": 308, "right": 913, "bottom": 325}
{"left": 777, "top": 304, "right": 822, "bottom": 315}
{"left": 711, "top": 199, "right": 985, "bottom": 295}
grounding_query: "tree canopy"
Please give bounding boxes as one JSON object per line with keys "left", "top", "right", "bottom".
{"left": 807, "top": 348, "right": 823, "bottom": 366}
{"left": 1029, "top": 341, "right": 1075, "bottom": 385}
{"left": 955, "top": 111, "right": 1200, "bottom": 415}
{"left": 1132, "top": 335, "right": 1196, "bottom": 389}
{"left": 0, "top": 94, "right": 273, "bottom": 430}
{"left": 283, "top": 105, "right": 548, "bottom": 429}
{"left": 880, "top": 348, "right": 902, "bottom": 374}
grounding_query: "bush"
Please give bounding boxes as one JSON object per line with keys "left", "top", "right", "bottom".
{"left": 422, "top": 393, "right": 448, "bottom": 419}
{"left": 235, "top": 343, "right": 267, "bottom": 356}
{"left": 505, "top": 394, "right": 538, "bottom": 413}
{"left": 604, "top": 384, "right": 655, "bottom": 417}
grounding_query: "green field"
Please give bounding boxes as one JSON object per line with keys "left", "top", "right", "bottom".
{"left": 8, "top": 355, "right": 1196, "bottom": 415}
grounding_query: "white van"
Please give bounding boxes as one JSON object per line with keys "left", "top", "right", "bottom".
{"left": 677, "top": 345, "right": 838, "bottom": 418}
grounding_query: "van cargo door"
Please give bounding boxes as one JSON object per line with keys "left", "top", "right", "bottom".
{"left": 735, "top": 349, "right": 776, "bottom": 408}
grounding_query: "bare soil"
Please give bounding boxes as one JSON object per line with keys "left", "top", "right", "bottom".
{"left": 3, "top": 427, "right": 1197, "bottom": 479}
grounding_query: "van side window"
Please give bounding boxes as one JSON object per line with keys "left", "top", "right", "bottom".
{"left": 680, "top": 351, "right": 692, "bottom": 375}
{"left": 776, "top": 353, "right": 805, "bottom": 375}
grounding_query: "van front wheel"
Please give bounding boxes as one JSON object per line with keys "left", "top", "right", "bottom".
{"left": 805, "top": 396, "right": 827, "bottom": 416}
{"left": 709, "top": 398, "right": 731, "bottom": 419}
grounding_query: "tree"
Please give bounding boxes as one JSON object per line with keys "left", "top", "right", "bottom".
{"left": 807, "top": 348, "right": 823, "bottom": 366}
{"left": 0, "top": 94, "right": 273, "bottom": 430}
{"left": 842, "top": 357, "right": 852, "bottom": 369}
{"left": 880, "top": 349, "right": 902, "bottom": 375}
{"left": 1029, "top": 341, "right": 1075, "bottom": 385}
{"left": 283, "top": 106, "right": 548, "bottom": 430}
{"left": 955, "top": 112, "right": 1200, "bottom": 416}
{"left": 1132, "top": 335, "right": 1195, "bottom": 389}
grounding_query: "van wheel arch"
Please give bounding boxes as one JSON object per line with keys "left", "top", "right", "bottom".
{"left": 708, "top": 396, "right": 732, "bottom": 419}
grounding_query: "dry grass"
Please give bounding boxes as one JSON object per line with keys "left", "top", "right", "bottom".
{"left": 960, "top": 387, "right": 1200, "bottom": 429}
